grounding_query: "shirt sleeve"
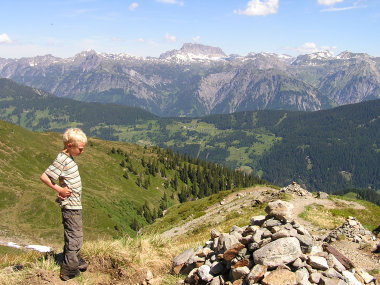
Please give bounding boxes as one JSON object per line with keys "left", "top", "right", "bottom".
{"left": 44, "top": 154, "right": 65, "bottom": 180}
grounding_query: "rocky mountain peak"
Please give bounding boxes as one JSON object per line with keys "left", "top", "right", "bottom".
{"left": 159, "top": 43, "right": 227, "bottom": 61}
{"left": 336, "top": 51, "right": 372, "bottom": 60}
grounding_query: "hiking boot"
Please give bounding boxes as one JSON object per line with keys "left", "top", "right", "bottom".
{"left": 60, "top": 266, "right": 80, "bottom": 281}
{"left": 78, "top": 256, "right": 88, "bottom": 272}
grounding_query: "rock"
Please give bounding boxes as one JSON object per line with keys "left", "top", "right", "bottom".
{"left": 195, "top": 247, "right": 211, "bottom": 257}
{"left": 262, "top": 269, "right": 297, "bottom": 285}
{"left": 356, "top": 269, "right": 375, "bottom": 284}
{"left": 239, "top": 235, "right": 253, "bottom": 245}
{"left": 296, "top": 225, "right": 311, "bottom": 236}
{"left": 310, "top": 272, "right": 322, "bottom": 283}
{"left": 248, "top": 242, "right": 259, "bottom": 252}
{"left": 223, "top": 243, "right": 245, "bottom": 261}
{"left": 295, "top": 234, "right": 314, "bottom": 253}
{"left": 291, "top": 258, "right": 304, "bottom": 269}
{"left": 253, "top": 229, "right": 264, "bottom": 243}
{"left": 172, "top": 248, "right": 195, "bottom": 274}
{"left": 197, "top": 265, "right": 213, "bottom": 282}
{"left": 246, "top": 264, "right": 268, "bottom": 283}
{"left": 253, "top": 237, "right": 302, "bottom": 268}
{"left": 320, "top": 277, "right": 348, "bottom": 285}
{"left": 317, "top": 192, "right": 329, "bottom": 199}
{"left": 231, "top": 266, "right": 250, "bottom": 281}
{"left": 327, "top": 253, "right": 346, "bottom": 273}
{"left": 251, "top": 215, "right": 266, "bottom": 226}
{"left": 308, "top": 256, "right": 329, "bottom": 270}
{"left": 296, "top": 267, "right": 310, "bottom": 284}
{"left": 264, "top": 218, "right": 282, "bottom": 228}
{"left": 211, "top": 229, "right": 221, "bottom": 239}
{"left": 210, "top": 261, "right": 226, "bottom": 275}
{"left": 265, "top": 200, "right": 294, "bottom": 222}
{"left": 218, "top": 234, "right": 240, "bottom": 251}
{"left": 323, "top": 268, "right": 343, "bottom": 279}
{"left": 185, "top": 267, "right": 198, "bottom": 284}
{"left": 342, "top": 271, "right": 362, "bottom": 285}
{"left": 271, "top": 229, "right": 290, "bottom": 240}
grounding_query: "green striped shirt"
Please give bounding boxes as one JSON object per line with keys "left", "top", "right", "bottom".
{"left": 45, "top": 152, "right": 82, "bottom": 210}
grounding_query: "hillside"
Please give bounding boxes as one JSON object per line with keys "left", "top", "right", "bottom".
{"left": 0, "top": 78, "right": 157, "bottom": 138}
{"left": 0, "top": 120, "right": 265, "bottom": 245}
{"left": 1, "top": 78, "right": 380, "bottom": 194}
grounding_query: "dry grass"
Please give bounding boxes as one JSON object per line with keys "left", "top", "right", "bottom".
{"left": 299, "top": 203, "right": 346, "bottom": 229}
{"left": 0, "top": 234, "right": 183, "bottom": 285}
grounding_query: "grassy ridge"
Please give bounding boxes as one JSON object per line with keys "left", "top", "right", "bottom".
{"left": 0, "top": 119, "right": 266, "bottom": 245}
{"left": 0, "top": 120, "right": 178, "bottom": 244}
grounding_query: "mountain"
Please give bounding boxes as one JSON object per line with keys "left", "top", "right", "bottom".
{"left": 0, "top": 78, "right": 157, "bottom": 137}
{"left": 1, "top": 78, "right": 379, "bottom": 194}
{"left": 0, "top": 44, "right": 379, "bottom": 117}
{"left": 159, "top": 43, "right": 227, "bottom": 61}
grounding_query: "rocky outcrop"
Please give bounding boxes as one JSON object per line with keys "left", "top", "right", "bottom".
{"left": 323, "top": 217, "right": 377, "bottom": 244}
{"left": 173, "top": 200, "right": 377, "bottom": 285}
{"left": 280, "top": 182, "right": 313, "bottom": 197}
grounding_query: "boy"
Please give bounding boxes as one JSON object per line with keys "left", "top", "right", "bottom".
{"left": 40, "top": 128, "right": 88, "bottom": 281}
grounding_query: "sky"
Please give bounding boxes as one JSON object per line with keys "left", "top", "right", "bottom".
{"left": 0, "top": 0, "right": 379, "bottom": 59}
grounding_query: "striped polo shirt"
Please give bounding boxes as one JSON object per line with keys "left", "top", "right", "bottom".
{"left": 44, "top": 152, "right": 82, "bottom": 210}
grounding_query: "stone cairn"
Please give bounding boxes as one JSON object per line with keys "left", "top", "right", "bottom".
{"left": 280, "top": 182, "right": 313, "bottom": 197}
{"left": 172, "top": 200, "right": 377, "bottom": 285}
{"left": 323, "top": 216, "right": 377, "bottom": 244}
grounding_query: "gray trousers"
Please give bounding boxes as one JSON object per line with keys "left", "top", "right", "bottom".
{"left": 61, "top": 209, "right": 83, "bottom": 271}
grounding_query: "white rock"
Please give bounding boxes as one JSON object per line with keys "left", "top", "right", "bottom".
{"left": 197, "top": 265, "right": 213, "bottom": 282}
{"left": 342, "top": 271, "right": 361, "bottom": 285}
{"left": 356, "top": 269, "right": 374, "bottom": 284}
{"left": 308, "top": 256, "right": 329, "bottom": 270}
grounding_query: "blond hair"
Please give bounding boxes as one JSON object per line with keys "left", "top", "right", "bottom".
{"left": 63, "top": 128, "right": 87, "bottom": 146}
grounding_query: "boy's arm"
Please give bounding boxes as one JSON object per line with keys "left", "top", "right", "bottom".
{"left": 40, "top": 173, "right": 72, "bottom": 199}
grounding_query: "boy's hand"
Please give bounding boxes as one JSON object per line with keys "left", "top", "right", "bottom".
{"left": 58, "top": 186, "right": 72, "bottom": 200}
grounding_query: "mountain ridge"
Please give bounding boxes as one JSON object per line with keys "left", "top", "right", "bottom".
{"left": 1, "top": 43, "right": 379, "bottom": 117}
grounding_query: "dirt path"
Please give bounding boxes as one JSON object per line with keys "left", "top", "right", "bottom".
{"left": 160, "top": 186, "right": 271, "bottom": 239}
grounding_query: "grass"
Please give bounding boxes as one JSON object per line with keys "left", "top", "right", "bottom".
{"left": 0, "top": 234, "right": 182, "bottom": 285}
{"left": 328, "top": 196, "right": 380, "bottom": 231}
{"left": 299, "top": 196, "right": 380, "bottom": 231}
{"left": 299, "top": 203, "right": 346, "bottom": 229}
{"left": 0, "top": 120, "right": 192, "bottom": 243}
{"left": 143, "top": 188, "right": 240, "bottom": 235}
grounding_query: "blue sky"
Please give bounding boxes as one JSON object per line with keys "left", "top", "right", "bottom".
{"left": 0, "top": 0, "right": 379, "bottom": 59}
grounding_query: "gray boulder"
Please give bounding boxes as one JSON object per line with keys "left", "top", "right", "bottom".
{"left": 253, "top": 237, "right": 302, "bottom": 267}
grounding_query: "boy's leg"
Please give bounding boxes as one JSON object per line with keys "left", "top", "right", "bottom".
{"left": 61, "top": 209, "right": 83, "bottom": 279}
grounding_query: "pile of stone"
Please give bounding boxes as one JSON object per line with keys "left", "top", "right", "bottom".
{"left": 173, "top": 200, "right": 376, "bottom": 285}
{"left": 280, "top": 182, "right": 313, "bottom": 197}
{"left": 323, "top": 216, "right": 377, "bottom": 244}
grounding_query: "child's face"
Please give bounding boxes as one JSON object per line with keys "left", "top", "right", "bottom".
{"left": 67, "top": 142, "right": 86, "bottom": 157}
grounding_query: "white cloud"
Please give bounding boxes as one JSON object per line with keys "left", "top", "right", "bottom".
{"left": 320, "top": 1, "right": 364, "bottom": 12}
{"left": 156, "top": 0, "right": 184, "bottom": 6}
{"left": 234, "top": 0, "right": 279, "bottom": 16}
{"left": 165, "top": 33, "right": 176, "bottom": 42}
{"left": 129, "top": 2, "right": 139, "bottom": 11}
{"left": 0, "top": 33, "right": 13, "bottom": 44}
{"left": 192, "top": 36, "right": 200, "bottom": 44}
{"left": 317, "top": 0, "right": 344, "bottom": 6}
{"left": 137, "top": 38, "right": 145, "bottom": 42}
{"left": 295, "top": 42, "right": 336, "bottom": 54}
